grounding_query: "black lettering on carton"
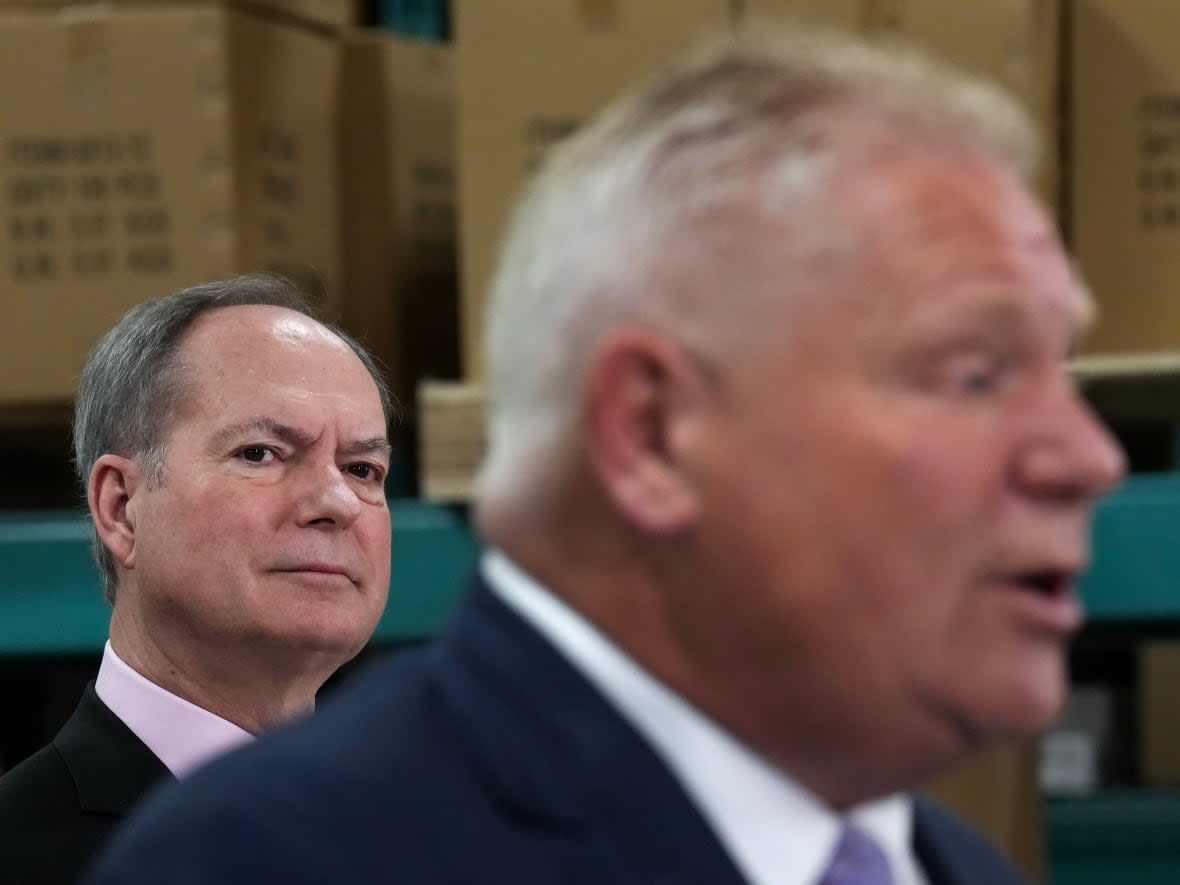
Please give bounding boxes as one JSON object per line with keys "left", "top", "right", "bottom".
{"left": 78, "top": 174, "right": 109, "bottom": 201}
{"left": 30, "top": 139, "right": 64, "bottom": 165}
{"left": 1141, "top": 131, "right": 1180, "bottom": 159}
{"left": 124, "top": 209, "right": 171, "bottom": 236}
{"left": 9, "top": 177, "right": 67, "bottom": 206}
{"left": 10, "top": 215, "right": 54, "bottom": 241}
{"left": 262, "top": 171, "right": 297, "bottom": 206}
{"left": 12, "top": 251, "right": 56, "bottom": 280}
{"left": 1142, "top": 94, "right": 1180, "bottom": 118}
{"left": 127, "top": 244, "right": 174, "bottom": 274}
{"left": 259, "top": 128, "right": 297, "bottom": 162}
{"left": 72, "top": 249, "right": 112, "bottom": 277}
{"left": 77, "top": 139, "right": 102, "bottom": 163}
{"left": 116, "top": 170, "right": 160, "bottom": 199}
{"left": 71, "top": 211, "right": 108, "bottom": 238}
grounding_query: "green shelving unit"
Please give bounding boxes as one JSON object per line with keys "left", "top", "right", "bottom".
{"left": 5, "top": 471, "right": 1180, "bottom": 655}
{"left": 1081, "top": 471, "right": 1180, "bottom": 622}
{"left": 1048, "top": 791, "right": 1180, "bottom": 884}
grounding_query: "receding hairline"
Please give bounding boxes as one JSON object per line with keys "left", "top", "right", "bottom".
{"left": 158, "top": 302, "right": 387, "bottom": 438}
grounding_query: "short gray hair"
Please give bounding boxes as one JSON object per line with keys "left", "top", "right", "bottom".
{"left": 74, "top": 273, "right": 394, "bottom": 604}
{"left": 477, "top": 27, "right": 1039, "bottom": 498}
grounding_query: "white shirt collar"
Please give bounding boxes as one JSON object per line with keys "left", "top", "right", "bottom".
{"left": 482, "top": 549, "right": 928, "bottom": 885}
{"left": 94, "top": 641, "right": 254, "bottom": 778}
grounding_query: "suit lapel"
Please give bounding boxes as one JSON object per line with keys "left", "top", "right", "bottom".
{"left": 54, "top": 683, "right": 172, "bottom": 816}
{"left": 437, "top": 576, "right": 750, "bottom": 885}
{"left": 912, "top": 796, "right": 1029, "bottom": 885}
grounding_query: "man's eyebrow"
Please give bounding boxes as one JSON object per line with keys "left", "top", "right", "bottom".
{"left": 213, "top": 418, "right": 389, "bottom": 459}
{"left": 213, "top": 417, "right": 314, "bottom": 450}
{"left": 341, "top": 437, "right": 393, "bottom": 462}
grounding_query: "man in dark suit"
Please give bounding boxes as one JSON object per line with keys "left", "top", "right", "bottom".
{"left": 0, "top": 274, "right": 395, "bottom": 884}
{"left": 87, "top": 26, "right": 1124, "bottom": 885}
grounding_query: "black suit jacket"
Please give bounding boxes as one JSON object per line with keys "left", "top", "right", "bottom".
{"left": 87, "top": 576, "right": 1030, "bottom": 884}
{"left": 0, "top": 684, "right": 170, "bottom": 885}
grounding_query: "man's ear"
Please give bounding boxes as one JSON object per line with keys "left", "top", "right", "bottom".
{"left": 88, "top": 454, "right": 146, "bottom": 571}
{"left": 584, "top": 329, "right": 708, "bottom": 534}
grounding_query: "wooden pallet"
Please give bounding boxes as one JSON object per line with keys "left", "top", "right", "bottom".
{"left": 417, "top": 380, "right": 486, "bottom": 502}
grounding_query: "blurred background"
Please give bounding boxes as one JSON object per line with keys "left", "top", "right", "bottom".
{"left": 3, "top": 2, "right": 1180, "bottom": 882}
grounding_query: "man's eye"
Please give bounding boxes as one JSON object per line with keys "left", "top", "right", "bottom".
{"left": 347, "top": 463, "right": 383, "bottom": 482}
{"left": 954, "top": 368, "right": 997, "bottom": 395}
{"left": 942, "top": 353, "right": 1006, "bottom": 396}
{"left": 239, "top": 446, "right": 276, "bottom": 463}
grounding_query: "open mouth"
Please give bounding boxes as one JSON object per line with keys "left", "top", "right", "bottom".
{"left": 993, "top": 567, "right": 1084, "bottom": 633}
{"left": 1014, "top": 569, "right": 1072, "bottom": 598}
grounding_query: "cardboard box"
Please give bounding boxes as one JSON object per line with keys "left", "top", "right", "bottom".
{"left": 1139, "top": 642, "right": 1180, "bottom": 785}
{"left": 1071, "top": 0, "right": 1180, "bottom": 354}
{"left": 740, "top": 0, "right": 1061, "bottom": 210}
{"left": 339, "top": 31, "right": 459, "bottom": 412}
{"left": 453, "top": 0, "right": 734, "bottom": 380}
{"left": 925, "top": 744, "right": 1045, "bottom": 882}
{"left": 0, "top": 4, "right": 236, "bottom": 403}
{"left": 230, "top": 7, "right": 342, "bottom": 308}
{"left": 0, "top": 3, "right": 341, "bottom": 404}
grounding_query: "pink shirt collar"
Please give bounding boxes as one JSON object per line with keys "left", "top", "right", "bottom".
{"left": 94, "top": 641, "right": 254, "bottom": 778}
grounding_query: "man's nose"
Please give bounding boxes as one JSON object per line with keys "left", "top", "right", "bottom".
{"left": 1017, "top": 382, "right": 1127, "bottom": 503}
{"left": 294, "top": 462, "right": 363, "bottom": 528}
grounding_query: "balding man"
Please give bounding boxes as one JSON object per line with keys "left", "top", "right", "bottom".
{"left": 0, "top": 274, "right": 393, "bottom": 884}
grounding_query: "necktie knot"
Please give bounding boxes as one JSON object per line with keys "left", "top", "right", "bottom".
{"left": 818, "top": 824, "right": 896, "bottom": 885}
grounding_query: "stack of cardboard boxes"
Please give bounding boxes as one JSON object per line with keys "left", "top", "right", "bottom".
{"left": 0, "top": 0, "right": 457, "bottom": 417}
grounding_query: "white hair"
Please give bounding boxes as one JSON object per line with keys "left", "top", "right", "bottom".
{"left": 477, "top": 27, "right": 1039, "bottom": 499}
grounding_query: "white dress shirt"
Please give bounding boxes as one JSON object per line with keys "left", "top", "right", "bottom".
{"left": 483, "top": 550, "right": 930, "bottom": 885}
{"left": 94, "top": 642, "right": 254, "bottom": 778}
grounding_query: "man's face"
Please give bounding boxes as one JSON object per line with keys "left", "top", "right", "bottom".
{"left": 681, "top": 152, "right": 1125, "bottom": 763}
{"left": 123, "top": 305, "right": 391, "bottom": 666}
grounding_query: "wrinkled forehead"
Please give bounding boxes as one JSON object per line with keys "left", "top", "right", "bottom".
{"left": 173, "top": 305, "right": 382, "bottom": 416}
{"left": 828, "top": 147, "right": 1090, "bottom": 324}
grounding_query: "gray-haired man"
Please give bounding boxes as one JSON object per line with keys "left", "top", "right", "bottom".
{"left": 0, "top": 274, "right": 393, "bottom": 884}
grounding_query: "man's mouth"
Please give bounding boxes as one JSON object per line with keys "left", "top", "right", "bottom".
{"left": 990, "top": 566, "right": 1084, "bottom": 634}
{"left": 1012, "top": 569, "right": 1073, "bottom": 599}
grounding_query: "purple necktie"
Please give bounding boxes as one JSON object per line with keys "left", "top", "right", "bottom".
{"left": 817, "top": 824, "right": 897, "bottom": 885}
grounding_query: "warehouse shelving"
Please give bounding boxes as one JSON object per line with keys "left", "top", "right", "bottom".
{"left": 4, "top": 471, "right": 1179, "bottom": 655}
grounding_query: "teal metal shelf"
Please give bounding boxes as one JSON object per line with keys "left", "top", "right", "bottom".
{"left": 1048, "top": 790, "right": 1180, "bottom": 884}
{"left": 1080, "top": 472, "right": 1180, "bottom": 622}
{"left": 0, "top": 500, "right": 477, "bottom": 656}
{"left": 3, "top": 470, "right": 1180, "bottom": 655}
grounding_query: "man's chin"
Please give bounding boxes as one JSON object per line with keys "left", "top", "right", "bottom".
{"left": 965, "top": 672, "right": 1069, "bottom": 745}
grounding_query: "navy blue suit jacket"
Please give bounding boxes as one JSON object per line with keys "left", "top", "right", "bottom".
{"left": 87, "top": 576, "right": 1029, "bottom": 884}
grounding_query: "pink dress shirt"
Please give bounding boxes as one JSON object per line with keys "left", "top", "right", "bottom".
{"left": 94, "top": 642, "right": 254, "bottom": 778}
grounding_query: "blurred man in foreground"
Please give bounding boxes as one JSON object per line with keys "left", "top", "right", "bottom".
{"left": 88, "top": 27, "right": 1123, "bottom": 885}
{"left": 0, "top": 274, "right": 393, "bottom": 884}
